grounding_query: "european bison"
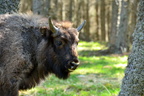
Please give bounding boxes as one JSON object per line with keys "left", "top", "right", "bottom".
{"left": 0, "top": 14, "right": 86, "bottom": 96}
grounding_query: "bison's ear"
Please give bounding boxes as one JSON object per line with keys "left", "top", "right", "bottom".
{"left": 40, "top": 27, "right": 48, "bottom": 36}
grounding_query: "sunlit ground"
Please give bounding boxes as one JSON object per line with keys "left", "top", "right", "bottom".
{"left": 20, "top": 41, "right": 127, "bottom": 96}
{"left": 78, "top": 41, "right": 107, "bottom": 51}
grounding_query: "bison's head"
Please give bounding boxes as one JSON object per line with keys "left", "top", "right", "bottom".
{"left": 37, "top": 17, "right": 86, "bottom": 79}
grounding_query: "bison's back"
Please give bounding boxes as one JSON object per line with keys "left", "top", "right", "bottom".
{"left": 0, "top": 14, "right": 43, "bottom": 82}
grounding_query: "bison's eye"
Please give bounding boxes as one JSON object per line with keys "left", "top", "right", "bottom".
{"left": 56, "top": 41, "right": 63, "bottom": 46}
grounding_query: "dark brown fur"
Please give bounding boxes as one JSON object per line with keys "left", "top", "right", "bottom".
{"left": 0, "top": 14, "right": 80, "bottom": 96}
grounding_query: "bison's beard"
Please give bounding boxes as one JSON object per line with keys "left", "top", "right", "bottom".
{"left": 46, "top": 60, "right": 70, "bottom": 79}
{"left": 53, "top": 65, "right": 70, "bottom": 79}
{"left": 38, "top": 44, "right": 72, "bottom": 79}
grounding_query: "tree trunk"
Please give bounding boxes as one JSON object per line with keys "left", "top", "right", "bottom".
{"left": 44, "top": 0, "right": 51, "bottom": 16}
{"left": 95, "top": 0, "right": 100, "bottom": 41}
{"left": 52, "top": 0, "right": 58, "bottom": 20}
{"left": 105, "top": 1, "right": 111, "bottom": 42}
{"left": 19, "top": 0, "right": 32, "bottom": 13}
{"left": 69, "top": 0, "right": 73, "bottom": 21}
{"left": 100, "top": 0, "right": 106, "bottom": 41}
{"left": 110, "top": 0, "right": 118, "bottom": 46}
{"left": 105, "top": 0, "right": 119, "bottom": 54}
{"left": 115, "top": 0, "right": 129, "bottom": 53}
{"left": 32, "top": 0, "right": 51, "bottom": 16}
{"left": 76, "top": 0, "right": 82, "bottom": 25}
{"left": 107, "top": 0, "right": 129, "bottom": 54}
{"left": 127, "top": 0, "right": 139, "bottom": 50}
{"left": 77, "top": 0, "right": 84, "bottom": 40}
{"left": 119, "top": 0, "right": 144, "bottom": 95}
{"left": 32, "top": 0, "right": 43, "bottom": 15}
{"left": 81, "top": 0, "right": 90, "bottom": 41}
{"left": 0, "top": 0, "right": 20, "bottom": 14}
{"left": 59, "top": 0, "right": 63, "bottom": 21}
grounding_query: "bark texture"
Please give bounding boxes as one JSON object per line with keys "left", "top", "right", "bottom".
{"left": 119, "top": 0, "right": 144, "bottom": 95}
{"left": 0, "top": 0, "right": 20, "bottom": 14}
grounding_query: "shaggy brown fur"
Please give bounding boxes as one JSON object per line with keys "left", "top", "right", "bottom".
{"left": 0, "top": 14, "right": 80, "bottom": 96}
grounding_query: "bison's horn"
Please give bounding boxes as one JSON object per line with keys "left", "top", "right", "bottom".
{"left": 48, "top": 16, "right": 59, "bottom": 36}
{"left": 77, "top": 20, "right": 86, "bottom": 31}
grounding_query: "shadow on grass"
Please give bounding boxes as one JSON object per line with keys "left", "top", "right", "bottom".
{"left": 78, "top": 50, "right": 129, "bottom": 57}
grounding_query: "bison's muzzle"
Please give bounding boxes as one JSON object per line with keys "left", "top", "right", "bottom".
{"left": 67, "top": 59, "right": 80, "bottom": 72}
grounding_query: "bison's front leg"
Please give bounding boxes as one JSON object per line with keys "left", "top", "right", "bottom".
{"left": 0, "top": 77, "right": 19, "bottom": 96}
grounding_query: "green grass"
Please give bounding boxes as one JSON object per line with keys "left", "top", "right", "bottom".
{"left": 20, "top": 41, "right": 127, "bottom": 96}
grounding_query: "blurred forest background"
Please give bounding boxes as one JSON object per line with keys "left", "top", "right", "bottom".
{"left": 0, "top": 0, "right": 139, "bottom": 54}
{"left": 0, "top": 0, "right": 141, "bottom": 95}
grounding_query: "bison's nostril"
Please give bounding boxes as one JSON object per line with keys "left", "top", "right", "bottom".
{"left": 70, "top": 61, "right": 79, "bottom": 70}
{"left": 67, "top": 59, "right": 80, "bottom": 72}
{"left": 71, "top": 62, "right": 79, "bottom": 67}
{"left": 73, "top": 58, "right": 80, "bottom": 64}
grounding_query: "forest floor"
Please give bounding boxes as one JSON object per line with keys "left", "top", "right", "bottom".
{"left": 19, "top": 41, "right": 128, "bottom": 96}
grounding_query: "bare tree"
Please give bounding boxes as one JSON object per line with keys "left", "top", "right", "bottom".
{"left": 80, "top": 0, "right": 90, "bottom": 41}
{"left": 69, "top": 0, "right": 73, "bottom": 21}
{"left": 127, "top": 0, "right": 139, "bottom": 50}
{"left": 105, "top": 0, "right": 111, "bottom": 42}
{"left": 19, "top": 0, "right": 32, "bottom": 13}
{"left": 32, "top": 0, "right": 43, "bottom": 15}
{"left": 104, "top": 0, "right": 119, "bottom": 54}
{"left": 95, "top": 0, "right": 101, "bottom": 41}
{"left": 106, "top": 0, "right": 129, "bottom": 54}
{"left": 109, "top": 0, "right": 118, "bottom": 48}
{"left": 119, "top": 0, "right": 144, "bottom": 95}
{"left": 115, "top": 0, "right": 129, "bottom": 53}
{"left": 32, "top": 0, "right": 51, "bottom": 16}
{"left": 100, "top": 0, "right": 106, "bottom": 41}
{"left": 84, "top": 0, "right": 90, "bottom": 41}
{"left": 76, "top": 0, "right": 82, "bottom": 27}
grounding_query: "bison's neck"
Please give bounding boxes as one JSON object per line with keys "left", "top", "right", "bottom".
{"left": 21, "top": 27, "right": 42, "bottom": 71}
{"left": 19, "top": 28, "right": 49, "bottom": 90}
